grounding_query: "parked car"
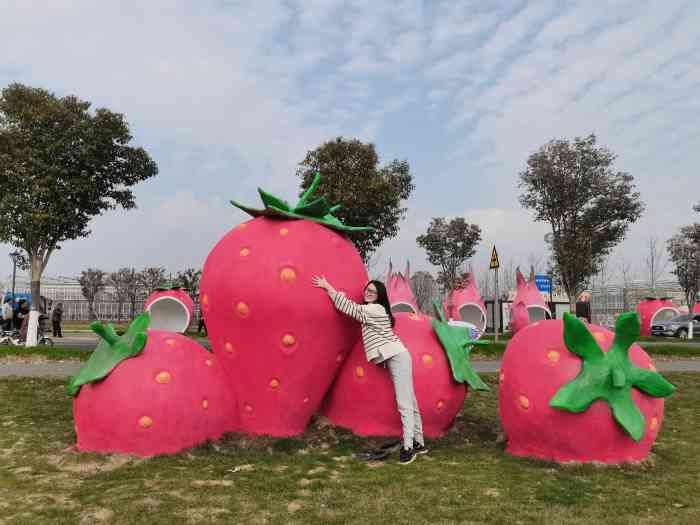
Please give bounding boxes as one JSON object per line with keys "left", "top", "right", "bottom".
{"left": 651, "top": 314, "right": 700, "bottom": 339}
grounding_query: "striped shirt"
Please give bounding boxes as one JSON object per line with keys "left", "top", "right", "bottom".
{"left": 329, "top": 290, "right": 407, "bottom": 363}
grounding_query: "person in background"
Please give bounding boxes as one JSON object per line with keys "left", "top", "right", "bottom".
{"left": 52, "top": 302, "right": 64, "bottom": 338}
{"left": 2, "top": 298, "right": 13, "bottom": 331}
{"left": 17, "top": 300, "right": 30, "bottom": 342}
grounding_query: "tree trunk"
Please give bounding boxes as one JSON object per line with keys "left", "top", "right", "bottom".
{"left": 88, "top": 301, "right": 96, "bottom": 320}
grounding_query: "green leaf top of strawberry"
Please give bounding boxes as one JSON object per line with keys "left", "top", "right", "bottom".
{"left": 550, "top": 312, "right": 675, "bottom": 442}
{"left": 230, "top": 171, "right": 373, "bottom": 233}
{"left": 430, "top": 300, "right": 489, "bottom": 391}
{"left": 155, "top": 281, "right": 183, "bottom": 291}
{"left": 66, "top": 313, "right": 150, "bottom": 397}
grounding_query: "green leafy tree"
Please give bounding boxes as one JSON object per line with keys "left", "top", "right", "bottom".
{"left": 518, "top": 134, "right": 644, "bottom": 312}
{"left": 667, "top": 228, "right": 700, "bottom": 311}
{"left": 416, "top": 217, "right": 482, "bottom": 318}
{"left": 78, "top": 268, "right": 106, "bottom": 320}
{"left": 176, "top": 268, "right": 202, "bottom": 304}
{"left": 297, "top": 137, "right": 414, "bottom": 262}
{"left": 0, "top": 83, "right": 157, "bottom": 332}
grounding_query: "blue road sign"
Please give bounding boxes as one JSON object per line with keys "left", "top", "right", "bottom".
{"left": 535, "top": 274, "right": 551, "bottom": 293}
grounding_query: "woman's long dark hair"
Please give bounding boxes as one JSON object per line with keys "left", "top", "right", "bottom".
{"left": 364, "top": 280, "right": 395, "bottom": 327}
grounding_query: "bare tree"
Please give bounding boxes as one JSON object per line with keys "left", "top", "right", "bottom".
{"left": 78, "top": 268, "right": 106, "bottom": 320}
{"left": 107, "top": 268, "right": 133, "bottom": 322}
{"left": 645, "top": 234, "right": 667, "bottom": 296}
{"left": 500, "top": 258, "right": 517, "bottom": 299}
{"left": 138, "top": 267, "right": 167, "bottom": 295}
{"left": 410, "top": 271, "right": 438, "bottom": 313}
{"left": 667, "top": 228, "right": 700, "bottom": 311}
{"left": 618, "top": 256, "right": 637, "bottom": 311}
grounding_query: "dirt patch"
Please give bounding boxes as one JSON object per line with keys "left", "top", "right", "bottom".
{"left": 45, "top": 452, "right": 140, "bottom": 474}
{"left": 287, "top": 501, "right": 303, "bottom": 513}
{"left": 191, "top": 480, "right": 234, "bottom": 487}
{"left": 183, "top": 508, "right": 232, "bottom": 523}
{"left": 79, "top": 507, "right": 114, "bottom": 524}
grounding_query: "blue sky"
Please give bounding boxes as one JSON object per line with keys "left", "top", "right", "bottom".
{"left": 2, "top": 0, "right": 699, "bottom": 287}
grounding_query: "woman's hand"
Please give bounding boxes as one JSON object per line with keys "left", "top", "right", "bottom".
{"left": 312, "top": 275, "right": 331, "bottom": 291}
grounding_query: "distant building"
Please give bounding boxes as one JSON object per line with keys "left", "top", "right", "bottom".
{"left": 590, "top": 279, "right": 688, "bottom": 327}
{"left": 3, "top": 274, "right": 150, "bottom": 321}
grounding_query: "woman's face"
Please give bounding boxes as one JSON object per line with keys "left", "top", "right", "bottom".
{"left": 364, "top": 283, "right": 378, "bottom": 304}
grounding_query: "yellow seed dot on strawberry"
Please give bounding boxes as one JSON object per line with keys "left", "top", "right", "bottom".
{"left": 166, "top": 339, "right": 176, "bottom": 348}
{"left": 202, "top": 400, "right": 209, "bottom": 409}
{"left": 650, "top": 417, "right": 659, "bottom": 431}
{"left": 237, "top": 223, "right": 247, "bottom": 229}
{"left": 205, "top": 359, "right": 213, "bottom": 367}
{"left": 280, "top": 268, "right": 296, "bottom": 282}
{"left": 139, "top": 416, "right": 153, "bottom": 428}
{"left": 282, "top": 334, "right": 295, "bottom": 346}
{"left": 303, "top": 397, "right": 310, "bottom": 404}
{"left": 547, "top": 350, "right": 560, "bottom": 363}
{"left": 436, "top": 400, "right": 445, "bottom": 411}
{"left": 499, "top": 372, "right": 505, "bottom": 383}
{"left": 519, "top": 395, "right": 530, "bottom": 410}
{"left": 409, "top": 314, "right": 422, "bottom": 321}
{"left": 269, "top": 378, "right": 280, "bottom": 390}
{"left": 201, "top": 294, "right": 209, "bottom": 306}
{"left": 155, "top": 371, "right": 171, "bottom": 384}
{"left": 236, "top": 302, "right": 250, "bottom": 317}
{"left": 355, "top": 366, "right": 365, "bottom": 378}
{"left": 244, "top": 403, "right": 253, "bottom": 413}
{"left": 594, "top": 332, "right": 607, "bottom": 343}
{"left": 224, "top": 342, "right": 234, "bottom": 353}
{"left": 336, "top": 353, "right": 343, "bottom": 362}
{"left": 240, "top": 248, "right": 250, "bottom": 257}
{"left": 279, "top": 227, "right": 289, "bottom": 236}
{"left": 422, "top": 354, "right": 433, "bottom": 367}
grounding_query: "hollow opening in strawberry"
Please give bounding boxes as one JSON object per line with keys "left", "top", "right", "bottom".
{"left": 391, "top": 302, "right": 417, "bottom": 314}
{"left": 650, "top": 307, "right": 679, "bottom": 325}
{"left": 147, "top": 296, "right": 191, "bottom": 333}
{"left": 455, "top": 304, "right": 487, "bottom": 335}
{"left": 527, "top": 305, "right": 551, "bottom": 323}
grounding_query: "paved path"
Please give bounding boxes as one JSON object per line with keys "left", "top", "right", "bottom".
{"left": 2, "top": 359, "right": 700, "bottom": 379}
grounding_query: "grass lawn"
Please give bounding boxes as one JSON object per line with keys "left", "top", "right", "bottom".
{"left": 0, "top": 373, "right": 698, "bottom": 524}
{"left": 3, "top": 341, "right": 700, "bottom": 363}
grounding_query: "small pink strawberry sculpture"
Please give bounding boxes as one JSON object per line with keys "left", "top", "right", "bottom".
{"left": 694, "top": 303, "right": 700, "bottom": 315}
{"left": 144, "top": 282, "right": 195, "bottom": 333}
{"left": 443, "top": 272, "right": 487, "bottom": 336}
{"left": 68, "top": 314, "right": 238, "bottom": 456}
{"left": 509, "top": 267, "right": 551, "bottom": 335}
{"left": 199, "top": 173, "right": 369, "bottom": 436}
{"left": 385, "top": 260, "right": 419, "bottom": 314}
{"left": 499, "top": 313, "right": 675, "bottom": 464}
{"left": 636, "top": 297, "right": 680, "bottom": 336}
{"left": 322, "top": 308, "right": 488, "bottom": 438}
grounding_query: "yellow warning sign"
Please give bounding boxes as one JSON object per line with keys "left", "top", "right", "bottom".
{"left": 489, "top": 246, "right": 500, "bottom": 269}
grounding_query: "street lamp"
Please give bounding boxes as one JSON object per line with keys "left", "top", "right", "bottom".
{"left": 9, "top": 250, "right": 22, "bottom": 301}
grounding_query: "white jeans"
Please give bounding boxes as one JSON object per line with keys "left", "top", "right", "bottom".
{"left": 386, "top": 351, "right": 424, "bottom": 449}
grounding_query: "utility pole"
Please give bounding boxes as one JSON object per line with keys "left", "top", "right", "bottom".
{"left": 9, "top": 250, "right": 21, "bottom": 300}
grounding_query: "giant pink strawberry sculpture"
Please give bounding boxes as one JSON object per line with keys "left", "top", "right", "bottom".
{"left": 443, "top": 272, "right": 487, "bottom": 336}
{"left": 68, "top": 314, "right": 237, "bottom": 456}
{"left": 510, "top": 267, "right": 551, "bottom": 335}
{"left": 385, "top": 260, "right": 419, "bottom": 314}
{"left": 322, "top": 308, "right": 488, "bottom": 438}
{"left": 636, "top": 297, "right": 680, "bottom": 336}
{"left": 200, "top": 173, "right": 369, "bottom": 436}
{"left": 499, "top": 313, "right": 674, "bottom": 464}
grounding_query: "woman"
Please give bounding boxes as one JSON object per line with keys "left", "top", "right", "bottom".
{"left": 52, "top": 302, "right": 64, "bottom": 338}
{"left": 312, "top": 275, "right": 427, "bottom": 465}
